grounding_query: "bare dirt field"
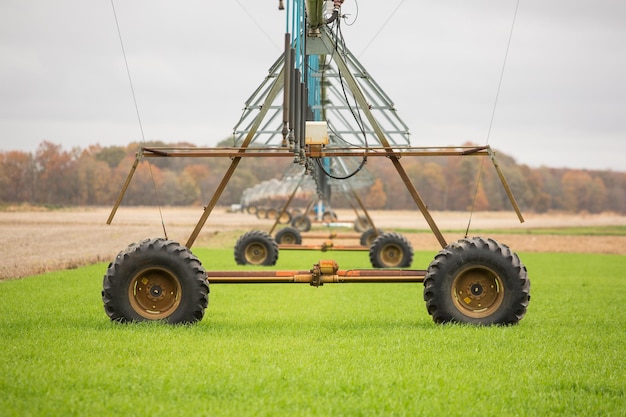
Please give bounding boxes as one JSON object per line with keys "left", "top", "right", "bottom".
{"left": 1, "top": 206, "right": 625, "bottom": 280}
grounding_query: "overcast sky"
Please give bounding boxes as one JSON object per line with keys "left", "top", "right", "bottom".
{"left": 1, "top": 0, "right": 624, "bottom": 171}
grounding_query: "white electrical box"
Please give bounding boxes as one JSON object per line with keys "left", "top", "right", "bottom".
{"left": 305, "top": 121, "right": 329, "bottom": 145}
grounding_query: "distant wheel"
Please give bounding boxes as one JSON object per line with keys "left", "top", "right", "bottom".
{"left": 291, "top": 214, "right": 311, "bottom": 232}
{"left": 423, "top": 237, "right": 531, "bottom": 325}
{"left": 291, "top": 208, "right": 302, "bottom": 217}
{"left": 234, "top": 231, "right": 278, "bottom": 266}
{"left": 278, "top": 210, "right": 292, "bottom": 224}
{"left": 369, "top": 232, "right": 413, "bottom": 268}
{"left": 275, "top": 227, "right": 302, "bottom": 245}
{"left": 246, "top": 205, "right": 258, "bottom": 215}
{"left": 322, "top": 210, "right": 338, "bottom": 222}
{"left": 360, "top": 228, "right": 383, "bottom": 246}
{"left": 256, "top": 208, "right": 268, "bottom": 219}
{"left": 354, "top": 215, "right": 371, "bottom": 232}
{"left": 266, "top": 208, "right": 278, "bottom": 220}
{"left": 102, "top": 238, "right": 209, "bottom": 324}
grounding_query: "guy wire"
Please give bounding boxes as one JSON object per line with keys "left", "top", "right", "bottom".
{"left": 465, "top": 0, "right": 520, "bottom": 238}
{"left": 110, "top": 0, "right": 168, "bottom": 239}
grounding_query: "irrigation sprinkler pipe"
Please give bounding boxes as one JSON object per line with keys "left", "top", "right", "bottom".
{"left": 289, "top": 232, "right": 362, "bottom": 240}
{"left": 279, "top": 243, "right": 367, "bottom": 251}
{"left": 206, "top": 260, "right": 426, "bottom": 286}
{"left": 106, "top": 145, "right": 522, "bottom": 233}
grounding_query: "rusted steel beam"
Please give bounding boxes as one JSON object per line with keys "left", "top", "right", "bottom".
{"left": 106, "top": 155, "right": 140, "bottom": 225}
{"left": 488, "top": 148, "right": 525, "bottom": 223}
{"left": 185, "top": 66, "right": 286, "bottom": 248}
{"left": 295, "top": 232, "right": 362, "bottom": 240}
{"left": 206, "top": 268, "right": 426, "bottom": 284}
{"left": 279, "top": 243, "right": 367, "bottom": 251}
{"left": 320, "top": 30, "right": 448, "bottom": 248}
{"left": 138, "top": 146, "right": 492, "bottom": 159}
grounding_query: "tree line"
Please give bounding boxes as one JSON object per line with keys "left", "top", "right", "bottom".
{"left": 1, "top": 140, "right": 624, "bottom": 214}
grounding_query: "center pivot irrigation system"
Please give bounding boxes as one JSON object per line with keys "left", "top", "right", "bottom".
{"left": 103, "top": 0, "right": 530, "bottom": 326}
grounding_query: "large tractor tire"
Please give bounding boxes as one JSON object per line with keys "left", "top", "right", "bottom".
{"left": 275, "top": 227, "right": 302, "bottom": 245}
{"left": 102, "top": 238, "right": 209, "bottom": 324}
{"left": 234, "top": 231, "right": 279, "bottom": 266}
{"left": 423, "top": 237, "right": 531, "bottom": 325}
{"left": 291, "top": 214, "right": 312, "bottom": 232}
{"left": 369, "top": 232, "right": 413, "bottom": 268}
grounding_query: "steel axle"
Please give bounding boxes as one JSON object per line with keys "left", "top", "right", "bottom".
{"left": 206, "top": 260, "right": 426, "bottom": 286}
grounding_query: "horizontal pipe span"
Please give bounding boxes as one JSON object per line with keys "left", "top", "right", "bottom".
{"left": 278, "top": 244, "right": 367, "bottom": 251}
{"left": 138, "top": 146, "right": 492, "bottom": 159}
{"left": 297, "top": 233, "right": 363, "bottom": 239}
{"left": 206, "top": 269, "right": 427, "bottom": 284}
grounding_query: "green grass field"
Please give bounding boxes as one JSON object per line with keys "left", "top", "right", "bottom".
{"left": 1, "top": 248, "right": 624, "bottom": 416}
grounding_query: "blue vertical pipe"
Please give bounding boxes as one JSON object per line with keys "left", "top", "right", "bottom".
{"left": 308, "top": 55, "right": 321, "bottom": 121}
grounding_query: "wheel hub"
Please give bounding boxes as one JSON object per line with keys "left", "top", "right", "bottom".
{"left": 245, "top": 243, "right": 267, "bottom": 264}
{"left": 381, "top": 244, "right": 402, "bottom": 267}
{"left": 129, "top": 268, "right": 182, "bottom": 319}
{"left": 470, "top": 283, "right": 484, "bottom": 296}
{"left": 149, "top": 284, "right": 163, "bottom": 299}
{"left": 451, "top": 266, "right": 504, "bottom": 318}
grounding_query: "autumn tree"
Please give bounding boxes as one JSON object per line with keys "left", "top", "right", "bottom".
{"left": 33, "top": 141, "right": 74, "bottom": 205}
{"left": 0, "top": 140, "right": 623, "bottom": 213}
{"left": 561, "top": 171, "right": 595, "bottom": 212}
{"left": 363, "top": 178, "right": 387, "bottom": 209}
{"left": 0, "top": 151, "right": 35, "bottom": 203}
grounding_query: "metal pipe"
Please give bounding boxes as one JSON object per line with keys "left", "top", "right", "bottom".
{"left": 300, "top": 80, "right": 307, "bottom": 151}
{"left": 319, "top": 29, "right": 448, "bottom": 248}
{"left": 288, "top": 48, "right": 296, "bottom": 149}
{"left": 185, "top": 66, "right": 286, "bottom": 248}
{"left": 279, "top": 243, "right": 367, "bottom": 251}
{"left": 293, "top": 67, "right": 301, "bottom": 158}
{"left": 282, "top": 33, "right": 291, "bottom": 146}
{"left": 106, "top": 155, "right": 140, "bottom": 224}
{"left": 206, "top": 268, "right": 426, "bottom": 284}
{"left": 488, "top": 149, "right": 525, "bottom": 223}
{"left": 290, "top": 232, "right": 362, "bottom": 240}
{"left": 137, "top": 146, "right": 493, "bottom": 159}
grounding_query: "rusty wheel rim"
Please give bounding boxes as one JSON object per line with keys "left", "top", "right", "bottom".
{"left": 380, "top": 243, "right": 403, "bottom": 267}
{"left": 245, "top": 242, "right": 268, "bottom": 264}
{"left": 366, "top": 233, "right": 379, "bottom": 246}
{"left": 281, "top": 232, "right": 297, "bottom": 245}
{"left": 451, "top": 265, "right": 504, "bottom": 318}
{"left": 128, "top": 267, "right": 182, "bottom": 319}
